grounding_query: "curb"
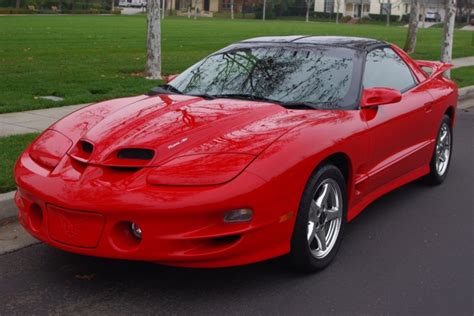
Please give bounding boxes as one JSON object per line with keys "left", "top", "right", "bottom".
{"left": 459, "top": 86, "right": 474, "bottom": 102}
{"left": 0, "top": 191, "right": 17, "bottom": 221}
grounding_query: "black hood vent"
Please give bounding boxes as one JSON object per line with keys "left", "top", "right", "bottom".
{"left": 117, "top": 148, "right": 155, "bottom": 160}
{"left": 81, "top": 141, "right": 94, "bottom": 153}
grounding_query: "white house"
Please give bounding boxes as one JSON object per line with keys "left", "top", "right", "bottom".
{"left": 314, "top": 0, "right": 446, "bottom": 20}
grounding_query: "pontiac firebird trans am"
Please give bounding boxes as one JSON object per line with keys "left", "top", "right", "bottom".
{"left": 14, "top": 36, "right": 457, "bottom": 271}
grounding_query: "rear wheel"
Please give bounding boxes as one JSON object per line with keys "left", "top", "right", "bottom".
{"left": 289, "top": 164, "right": 347, "bottom": 272}
{"left": 425, "top": 115, "right": 452, "bottom": 185}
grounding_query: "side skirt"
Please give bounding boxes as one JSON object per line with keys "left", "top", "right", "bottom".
{"left": 347, "top": 165, "right": 430, "bottom": 222}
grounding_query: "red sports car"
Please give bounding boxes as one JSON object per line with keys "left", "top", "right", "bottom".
{"left": 14, "top": 36, "right": 457, "bottom": 271}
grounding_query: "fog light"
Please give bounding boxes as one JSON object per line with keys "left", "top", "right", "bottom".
{"left": 130, "top": 222, "right": 142, "bottom": 239}
{"left": 224, "top": 209, "right": 253, "bottom": 223}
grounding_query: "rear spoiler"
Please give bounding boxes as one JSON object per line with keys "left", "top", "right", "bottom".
{"left": 415, "top": 60, "right": 453, "bottom": 79}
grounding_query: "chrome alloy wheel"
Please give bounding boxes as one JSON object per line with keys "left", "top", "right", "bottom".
{"left": 435, "top": 123, "right": 451, "bottom": 176}
{"left": 307, "top": 178, "right": 343, "bottom": 259}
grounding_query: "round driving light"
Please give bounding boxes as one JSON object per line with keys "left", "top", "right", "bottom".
{"left": 224, "top": 209, "right": 253, "bottom": 223}
{"left": 130, "top": 222, "right": 142, "bottom": 239}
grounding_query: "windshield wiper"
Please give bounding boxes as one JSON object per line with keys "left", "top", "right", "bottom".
{"left": 148, "top": 84, "right": 183, "bottom": 96}
{"left": 188, "top": 93, "right": 216, "bottom": 100}
{"left": 211, "top": 94, "right": 281, "bottom": 104}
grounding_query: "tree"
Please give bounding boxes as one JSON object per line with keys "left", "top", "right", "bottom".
{"left": 230, "top": 0, "right": 234, "bottom": 19}
{"left": 440, "top": 0, "right": 456, "bottom": 78}
{"left": 161, "top": 0, "right": 165, "bottom": 19}
{"left": 193, "top": 0, "right": 200, "bottom": 19}
{"left": 145, "top": 0, "right": 162, "bottom": 80}
{"left": 379, "top": 0, "right": 392, "bottom": 26}
{"left": 305, "top": 0, "right": 314, "bottom": 22}
{"left": 262, "top": 0, "right": 266, "bottom": 21}
{"left": 335, "top": 0, "right": 341, "bottom": 23}
{"left": 15, "top": 0, "right": 20, "bottom": 9}
{"left": 111, "top": 0, "right": 115, "bottom": 11}
{"left": 404, "top": 0, "right": 419, "bottom": 54}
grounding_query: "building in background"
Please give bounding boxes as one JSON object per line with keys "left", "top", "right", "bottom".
{"left": 314, "top": 0, "right": 447, "bottom": 20}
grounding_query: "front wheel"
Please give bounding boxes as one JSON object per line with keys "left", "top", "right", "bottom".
{"left": 289, "top": 164, "right": 347, "bottom": 272}
{"left": 425, "top": 115, "right": 453, "bottom": 185}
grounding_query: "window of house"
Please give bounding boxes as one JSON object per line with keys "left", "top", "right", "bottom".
{"left": 363, "top": 47, "right": 417, "bottom": 92}
{"left": 324, "top": 0, "right": 334, "bottom": 13}
{"left": 380, "top": 2, "right": 392, "bottom": 15}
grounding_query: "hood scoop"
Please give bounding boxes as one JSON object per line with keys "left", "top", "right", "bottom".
{"left": 69, "top": 140, "right": 156, "bottom": 168}
{"left": 102, "top": 147, "right": 156, "bottom": 167}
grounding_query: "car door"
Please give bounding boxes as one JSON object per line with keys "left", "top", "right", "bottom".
{"left": 362, "top": 47, "right": 434, "bottom": 193}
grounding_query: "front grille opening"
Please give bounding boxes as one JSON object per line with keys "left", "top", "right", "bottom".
{"left": 211, "top": 234, "right": 241, "bottom": 245}
{"left": 81, "top": 141, "right": 94, "bottom": 153}
{"left": 117, "top": 148, "right": 154, "bottom": 160}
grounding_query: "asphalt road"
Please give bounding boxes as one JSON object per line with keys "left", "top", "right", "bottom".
{"left": 1, "top": 110, "right": 473, "bottom": 315}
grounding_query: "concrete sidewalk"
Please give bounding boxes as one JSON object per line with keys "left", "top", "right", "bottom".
{"left": 0, "top": 104, "right": 88, "bottom": 137}
{"left": 452, "top": 56, "right": 474, "bottom": 69}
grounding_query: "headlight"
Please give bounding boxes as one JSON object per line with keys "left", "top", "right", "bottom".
{"left": 147, "top": 153, "right": 255, "bottom": 186}
{"left": 29, "top": 130, "right": 73, "bottom": 169}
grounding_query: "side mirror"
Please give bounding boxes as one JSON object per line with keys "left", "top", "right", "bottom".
{"left": 361, "top": 87, "right": 402, "bottom": 108}
{"left": 164, "top": 73, "right": 180, "bottom": 84}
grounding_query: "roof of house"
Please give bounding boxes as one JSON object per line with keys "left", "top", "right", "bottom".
{"left": 240, "top": 36, "right": 387, "bottom": 51}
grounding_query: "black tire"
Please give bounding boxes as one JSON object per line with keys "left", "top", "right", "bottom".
{"left": 425, "top": 115, "right": 453, "bottom": 185}
{"left": 289, "top": 164, "right": 347, "bottom": 272}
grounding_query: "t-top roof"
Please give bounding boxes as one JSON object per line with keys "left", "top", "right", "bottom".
{"left": 239, "top": 36, "right": 386, "bottom": 50}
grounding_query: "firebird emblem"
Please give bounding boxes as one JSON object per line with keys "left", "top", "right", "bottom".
{"left": 167, "top": 137, "right": 188, "bottom": 150}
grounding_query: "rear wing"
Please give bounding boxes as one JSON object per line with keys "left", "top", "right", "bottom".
{"left": 415, "top": 60, "right": 453, "bottom": 80}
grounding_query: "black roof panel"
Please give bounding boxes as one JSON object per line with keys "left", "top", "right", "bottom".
{"left": 240, "top": 35, "right": 386, "bottom": 50}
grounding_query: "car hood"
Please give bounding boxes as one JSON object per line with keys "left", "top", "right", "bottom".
{"left": 51, "top": 94, "right": 318, "bottom": 166}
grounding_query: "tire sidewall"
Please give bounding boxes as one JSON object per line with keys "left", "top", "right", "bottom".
{"left": 429, "top": 115, "right": 453, "bottom": 183}
{"left": 290, "top": 164, "right": 348, "bottom": 272}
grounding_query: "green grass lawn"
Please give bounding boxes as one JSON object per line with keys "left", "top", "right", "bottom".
{"left": 0, "top": 15, "right": 473, "bottom": 113}
{"left": 0, "top": 133, "right": 38, "bottom": 193}
{"left": 451, "top": 66, "right": 474, "bottom": 88}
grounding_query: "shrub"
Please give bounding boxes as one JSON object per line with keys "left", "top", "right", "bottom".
{"left": 340, "top": 15, "right": 352, "bottom": 23}
{"left": 312, "top": 11, "right": 343, "bottom": 19}
{"left": 368, "top": 13, "right": 400, "bottom": 22}
{"left": 0, "top": 7, "right": 34, "bottom": 13}
{"left": 254, "top": 4, "right": 276, "bottom": 19}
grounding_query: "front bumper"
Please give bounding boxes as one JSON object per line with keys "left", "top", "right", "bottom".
{"left": 14, "top": 153, "right": 296, "bottom": 268}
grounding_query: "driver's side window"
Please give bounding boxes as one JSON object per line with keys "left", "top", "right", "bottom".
{"left": 363, "top": 47, "right": 417, "bottom": 93}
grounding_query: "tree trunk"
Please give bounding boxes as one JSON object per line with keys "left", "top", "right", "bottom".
{"left": 404, "top": 0, "right": 419, "bottom": 54}
{"left": 146, "top": 0, "right": 162, "bottom": 80}
{"left": 336, "top": 1, "right": 339, "bottom": 23}
{"left": 262, "top": 0, "right": 266, "bottom": 21}
{"left": 162, "top": 0, "right": 166, "bottom": 19}
{"left": 306, "top": 3, "right": 309, "bottom": 22}
{"left": 440, "top": 0, "right": 456, "bottom": 78}
{"left": 193, "top": 0, "right": 198, "bottom": 19}
{"left": 187, "top": 0, "right": 191, "bottom": 18}
{"left": 15, "top": 0, "right": 20, "bottom": 9}
{"left": 111, "top": 0, "right": 115, "bottom": 11}
{"left": 386, "top": 1, "right": 390, "bottom": 26}
{"left": 230, "top": 0, "right": 234, "bottom": 19}
{"left": 421, "top": 4, "right": 426, "bottom": 28}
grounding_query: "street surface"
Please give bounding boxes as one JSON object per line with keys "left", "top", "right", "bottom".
{"left": 0, "top": 110, "right": 473, "bottom": 315}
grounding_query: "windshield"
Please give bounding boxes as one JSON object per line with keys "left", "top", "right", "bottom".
{"left": 169, "top": 44, "right": 362, "bottom": 109}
